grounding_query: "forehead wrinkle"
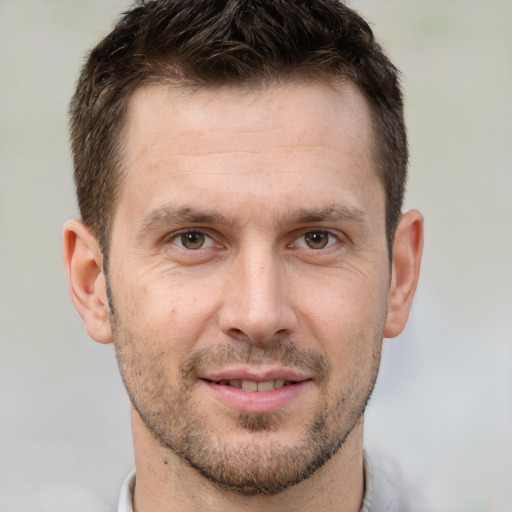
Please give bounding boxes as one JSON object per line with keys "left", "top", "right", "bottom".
{"left": 135, "top": 205, "right": 240, "bottom": 238}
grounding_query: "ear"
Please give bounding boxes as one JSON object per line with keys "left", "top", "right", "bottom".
{"left": 384, "top": 209, "right": 424, "bottom": 338}
{"left": 62, "top": 219, "right": 113, "bottom": 344}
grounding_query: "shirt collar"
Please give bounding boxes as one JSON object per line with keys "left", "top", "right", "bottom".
{"left": 117, "top": 469, "right": 135, "bottom": 512}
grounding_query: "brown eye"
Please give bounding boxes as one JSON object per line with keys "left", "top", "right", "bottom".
{"left": 304, "top": 231, "right": 331, "bottom": 249}
{"left": 178, "top": 231, "right": 206, "bottom": 250}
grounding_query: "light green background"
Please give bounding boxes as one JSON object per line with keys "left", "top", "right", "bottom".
{"left": 1, "top": 1, "right": 511, "bottom": 510}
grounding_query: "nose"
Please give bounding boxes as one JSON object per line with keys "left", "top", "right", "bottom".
{"left": 218, "top": 248, "right": 298, "bottom": 345}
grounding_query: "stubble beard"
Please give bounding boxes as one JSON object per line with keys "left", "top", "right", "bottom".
{"left": 111, "top": 318, "right": 382, "bottom": 496}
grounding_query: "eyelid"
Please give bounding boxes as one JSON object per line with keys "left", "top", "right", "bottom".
{"left": 160, "top": 227, "right": 346, "bottom": 251}
{"left": 290, "top": 229, "right": 342, "bottom": 249}
{"left": 165, "top": 229, "right": 216, "bottom": 249}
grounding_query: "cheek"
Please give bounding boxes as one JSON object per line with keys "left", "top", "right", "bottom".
{"left": 113, "top": 271, "right": 223, "bottom": 356}
{"left": 296, "top": 272, "right": 389, "bottom": 360}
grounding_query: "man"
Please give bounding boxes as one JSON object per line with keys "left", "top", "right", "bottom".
{"left": 63, "top": 0, "right": 423, "bottom": 510}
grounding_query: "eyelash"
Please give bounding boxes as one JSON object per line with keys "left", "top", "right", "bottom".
{"left": 166, "top": 229, "right": 342, "bottom": 251}
{"left": 168, "top": 230, "right": 216, "bottom": 250}
{"left": 290, "top": 231, "right": 339, "bottom": 250}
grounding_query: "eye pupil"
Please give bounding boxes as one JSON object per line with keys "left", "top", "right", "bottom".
{"left": 305, "top": 231, "right": 329, "bottom": 249}
{"left": 181, "top": 232, "right": 205, "bottom": 249}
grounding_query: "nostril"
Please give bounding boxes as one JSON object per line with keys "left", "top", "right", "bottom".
{"left": 218, "top": 296, "right": 298, "bottom": 345}
{"left": 227, "top": 328, "right": 247, "bottom": 341}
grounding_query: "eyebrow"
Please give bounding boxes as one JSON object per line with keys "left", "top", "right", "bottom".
{"left": 135, "top": 205, "right": 239, "bottom": 239}
{"left": 279, "top": 204, "right": 367, "bottom": 226}
{"left": 135, "top": 202, "right": 368, "bottom": 239}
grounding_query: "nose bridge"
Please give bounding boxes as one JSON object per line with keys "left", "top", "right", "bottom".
{"left": 219, "top": 243, "right": 296, "bottom": 344}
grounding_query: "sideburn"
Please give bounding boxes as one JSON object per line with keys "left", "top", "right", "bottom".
{"left": 102, "top": 261, "right": 115, "bottom": 316}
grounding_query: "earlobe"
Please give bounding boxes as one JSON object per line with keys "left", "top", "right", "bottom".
{"left": 62, "top": 219, "right": 113, "bottom": 344}
{"left": 384, "top": 209, "right": 424, "bottom": 338}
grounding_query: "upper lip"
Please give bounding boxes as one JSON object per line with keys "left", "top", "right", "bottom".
{"left": 199, "top": 367, "right": 312, "bottom": 383}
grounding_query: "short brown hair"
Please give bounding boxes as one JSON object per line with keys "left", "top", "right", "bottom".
{"left": 70, "top": 0, "right": 407, "bottom": 257}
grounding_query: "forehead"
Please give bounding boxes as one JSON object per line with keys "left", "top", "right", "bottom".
{"left": 123, "top": 80, "right": 374, "bottom": 160}
{"left": 116, "top": 80, "right": 382, "bottom": 229}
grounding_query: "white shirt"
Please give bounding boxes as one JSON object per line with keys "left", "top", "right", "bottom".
{"left": 117, "top": 453, "right": 418, "bottom": 512}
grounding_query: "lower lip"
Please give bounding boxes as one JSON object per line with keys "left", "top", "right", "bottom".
{"left": 202, "top": 380, "right": 311, "bottom": 414}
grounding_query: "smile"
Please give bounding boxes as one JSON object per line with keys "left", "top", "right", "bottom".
{"left": 200, "top": 375, "right": 311, "bottom": 414}
{"left": 206, "top": 379, "right": 298, "bottom": 391}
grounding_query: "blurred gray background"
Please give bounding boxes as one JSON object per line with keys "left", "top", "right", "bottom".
{"left": 1, "top": 1, "right": 511, "bottom": 510}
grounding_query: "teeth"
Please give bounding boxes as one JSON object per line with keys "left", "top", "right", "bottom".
{"left": 257, "top": 380, "right": 275, "bottom": 391}
{"left": 241, "top": 380, "right": 258, "bottom": 392}
{"left": 215, "top": 379, "right": 296, "bottom": 391}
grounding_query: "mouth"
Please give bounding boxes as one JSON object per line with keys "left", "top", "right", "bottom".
{"left": 199, "top": 372, "right": 312, "bottom": 414}
{"left": 203, "top": 378, "right": 300, "bottom": 392}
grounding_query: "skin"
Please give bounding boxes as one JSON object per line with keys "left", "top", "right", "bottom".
{"left": 63, "top": 81, "right": 423, "bottom": 512}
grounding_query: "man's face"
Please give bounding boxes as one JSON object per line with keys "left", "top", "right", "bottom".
{"left": 108, "top": 81, "right": 391, "bottom": 494}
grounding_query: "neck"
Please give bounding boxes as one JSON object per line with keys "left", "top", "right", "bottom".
{"left": 130, "top": 408, "right": 365, "bottom": 512}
